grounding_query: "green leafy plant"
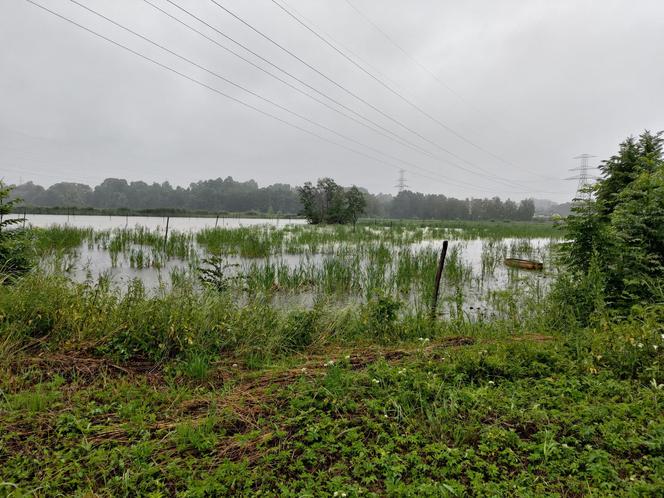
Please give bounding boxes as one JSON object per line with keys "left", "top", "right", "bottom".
{"left": 0, "top": 181, "right": 32, "bottom": 280}
{"left": 197, "top": 255, "right": 240, "bottom": 291}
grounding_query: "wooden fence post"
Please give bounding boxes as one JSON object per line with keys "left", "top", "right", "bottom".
{"left": 430, "top": 240, "right": 449, "bottom": 319}
{"left": 163, "top": 216, "right": 170, "bottom": 252}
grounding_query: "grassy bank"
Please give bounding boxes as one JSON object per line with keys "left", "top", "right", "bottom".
{"left": 1, "top": 307, "right": 662, "bottom": 495}
{"left": 0, "top": 271, "right": 662, "bottom": 496}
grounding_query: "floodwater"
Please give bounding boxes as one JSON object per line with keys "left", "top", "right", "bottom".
{"left": 8, "top": 214, "right": 306, "bottom": 230}
{"left": 30, "top": 215, "right": 556, "bottom": 317}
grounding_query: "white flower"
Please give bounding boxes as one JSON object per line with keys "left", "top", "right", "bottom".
{"left": 654, "top": 345, "right": 659, "bottom": 350}
{"left": 324, "top": 360, "right": 335, "bottom": 367}
{"left": 398, "top": 368, "right": 406, "bottom": 375}
{"left": 232, "top": 363, "right": 238, "bottom": 368}
{"left": 301, "top": 367, "right": 307, "bottom": 372}
{"left": 637, "top": 343, "right": 644, "bottom": 348}
{"left": 344, "top": 354, "right": 350, "bottom": 360}
{"left": 372, "top": 378, "right": 380, "bottom": 384}
{"left": 488, "top": 380, "right": 495, "bottom": 385}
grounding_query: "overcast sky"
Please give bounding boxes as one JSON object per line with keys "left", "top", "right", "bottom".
{"left": 1, "top": 0, "right": 663, "bottom": 201}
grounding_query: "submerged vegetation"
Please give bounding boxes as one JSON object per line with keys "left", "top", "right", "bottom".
{"left": 1, "top": 133, "right": 663, "bottom": 496}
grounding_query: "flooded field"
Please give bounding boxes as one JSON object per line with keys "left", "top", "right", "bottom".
{"left": 31, "top": 217, "right": 560, "bottom": 320}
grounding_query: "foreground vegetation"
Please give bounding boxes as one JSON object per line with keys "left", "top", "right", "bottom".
{"left": 1, "top": 130, "right": 663, "bottom": 495}
{"left": 0, "top": 286, "right": 662, "bottom": 495}
{"left": 0, "top": 231, "right": 661, "bottom": 495}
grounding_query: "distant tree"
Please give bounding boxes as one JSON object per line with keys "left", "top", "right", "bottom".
{"left": 318, "top": 178, "right": 346, "bottom": 223}
{"left": 345, "top": 186, "right": 367, "bottom": 227}
{"left": 296, "top": 179, "right": 366, "bottom": 225}
{"left": 9, "top": 181, "right": 45, "bottom": 206}
{"left": 297, "top": 182, "right": 322, "bottom": 224}
{"left": 517, "top": 199, "right": 535, "bottom": 221}
{"left": 42, "top": 182, "right": 91, "bottom": 206}
{"left": 93, "top": 178, "right": 129, "bottom": 208}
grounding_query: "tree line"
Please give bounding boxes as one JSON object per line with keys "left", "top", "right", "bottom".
{"left": 10, "top": 176, "right": 535, "bottom": 221}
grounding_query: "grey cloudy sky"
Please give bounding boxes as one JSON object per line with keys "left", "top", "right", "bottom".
{"left": 1, "top": 0, "right": 663, "bottom": 201}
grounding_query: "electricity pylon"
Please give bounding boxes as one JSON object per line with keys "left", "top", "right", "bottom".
{"left": 395, "top": 169, "right": 409, "bottom": 193}
{"left": 566, "top": 154, "right": 597, "bottom": 199}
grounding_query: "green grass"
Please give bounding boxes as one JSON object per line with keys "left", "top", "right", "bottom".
{"left": 0, "top": 324, "right": 661, "bottom": 496}
{"left": 2, "top": 220, "right": 661, "bottom": 495}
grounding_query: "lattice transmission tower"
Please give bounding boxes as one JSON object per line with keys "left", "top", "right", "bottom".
{"left": 566, "top": 154, "right": 597, "bottom": 199}
{"left": 395, "top": 169, "right": 409, "bottom": 193}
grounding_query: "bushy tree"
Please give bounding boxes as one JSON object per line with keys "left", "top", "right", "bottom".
{"left": 297, "top": 182, "right": 322, "bottom": 224}
{"left": 345, "top": 186, "right": 367, "bottom": 227}
{"left": 610, "top": 166, "right": 664, "bottom": 301}
{"left": 297, "top": 178, "right": 366, "bottom": 225}
{"left": 560, "top": 130, "right": 664, "bottom": 310}
{"left": 0, "top": 182, "right": 32, "bottom": 279}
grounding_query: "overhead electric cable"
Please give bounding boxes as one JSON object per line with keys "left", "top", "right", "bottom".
{"left": 66, "top": 0, "right": 517, "bottom": 192}
{"left": 154, "top": 0, "right": 536, "bottom": 191}
{"left": 23, "top": 0, "right": 523, "bottom": 194}
{"left": 207, "top": 0, "right": 530, "bottom": 191}
{"left": 142, "top": 0, "right": 439, "bottom": 159}
{"left": 270, "top": 0, "right": 514, "bottom": 162}
{"left": 341, "top": 0, "right": 562, "bottom": 183}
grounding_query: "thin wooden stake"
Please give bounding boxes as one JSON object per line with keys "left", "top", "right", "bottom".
{"left": 215, "top": 214, "right": 219, "bottom": 228}
{"left": 163, "top": 216, "right": 170, "bottom": 252}
{"left": 430, "top": 240, "right": 449, "bottom": 319}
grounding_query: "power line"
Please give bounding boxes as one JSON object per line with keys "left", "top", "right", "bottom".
{"left": 22, "top": 0, "right": 516, "bottom": 196}
{"left": 278, "top": 0, "right": 413, "bottom": 99}
{"left": 153, "top": 0, "right": 541, "bottom": 192}
{"left": 144, "top": 0, "right": 447, "bottom": 163}
{"left": 66, "top": 0, "right": 523, "bottom": 194}
{"left": 342, "top": 0, "right": 492, "bottom": 126}
{"left": 342, "top": 0, "right": 563, "bottom": 185}
{"left": 21, "top": 0, "right": 566, "bottom": 196}
{"left": 208, "top": 0, "right": 531, "bottom": 192}
{"left": 269, "top": 0, "right": 538, "bottom": 187}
